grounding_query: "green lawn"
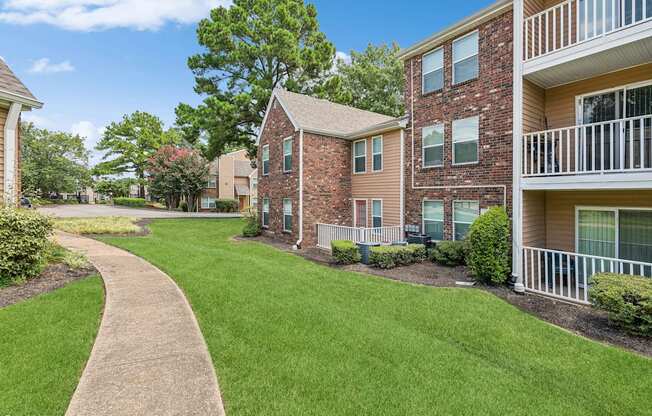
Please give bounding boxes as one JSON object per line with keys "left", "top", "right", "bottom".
{"left": 103, "top": 219, "right": 652, "bottom": 416}
{"left": 0, "top": 276, "right": 104, "bottom": 415}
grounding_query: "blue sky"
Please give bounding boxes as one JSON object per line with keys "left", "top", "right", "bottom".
{"left": 0, "top": 0, "right": 494, "bottom": 165}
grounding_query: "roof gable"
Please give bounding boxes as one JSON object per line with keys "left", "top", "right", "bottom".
{"left": 0, "top": 59, "right": 42, "bottom": 108}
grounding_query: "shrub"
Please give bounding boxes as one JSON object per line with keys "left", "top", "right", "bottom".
{"left": 331, "top": 240, "right": 361, "bottom": 264}
{"left": 369, "top": 244, "right": 426, "bottom": 269}
{"left": 0, "top": 208, "right": 53, "bottom": 285}
{"left": 590, "top": 273, "right": 652, "bottom": 336}
{"left": 242, "top": 214, "right": 262, "bottom": 237}
{"left": 113, "top": 197, "right": 146, "bottom": 207}
{"left": 215, "top": 199, "right": 239, "bottom": 213}
{"left": 430, "top": 241, "right": 467, "bottom": 267}
{"left": 466, "top": 207, "right": 511, "bottom": 284}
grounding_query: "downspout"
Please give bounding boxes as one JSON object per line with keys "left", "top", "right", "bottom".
{"left": 512, "top": 0, "right": 525, "bottom": 293}
{"left": 295, "top": 129, "right": 304, "bottom": 249}
{"left": 399, "top": 129, "right": 405, "bottom": 232}
{"left": 3, "top": 103, "right": 21, "bottom": 206}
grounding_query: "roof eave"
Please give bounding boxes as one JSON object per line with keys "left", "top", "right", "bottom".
{"left": 397, "top": 0, "right": 512, "bottom": 61}
{"left": 346, "top": 117, "right": 409, "bottom": 139}
{"left": 0, "top": 89, "right": 43, "bottom": 109}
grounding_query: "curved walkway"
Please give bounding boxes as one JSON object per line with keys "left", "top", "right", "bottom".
{"left": 56, "top": 232, "right": 226, "bottom": 416}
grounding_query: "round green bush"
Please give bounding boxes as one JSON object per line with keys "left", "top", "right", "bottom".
{"left": 369, "top": 244, "right": 426, "bottom": 269}
{"left": 0, "top": 208, "right": 53, "bottom": 285}
{"left": 590, "top": 273, "right": 652, "bottom": 336}
{"left": 466, "top": 206, "right": 511, "bottom": 284}
{"left": 430, "top": 241, "right": 467, "bottom": 267}
{"left": 331, "top": 240, "right": 361, "bottom": 264}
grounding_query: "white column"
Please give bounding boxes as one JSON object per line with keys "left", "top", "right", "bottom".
{"left": 3, "top": 102, "right": 21, "bottom": 206}
{"left": 512, "top": 0, "right": 526, "bottom": 293}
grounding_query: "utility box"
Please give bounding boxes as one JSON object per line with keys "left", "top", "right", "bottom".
{"left": 357, "top": 242, "right": 380, "bottom": 265}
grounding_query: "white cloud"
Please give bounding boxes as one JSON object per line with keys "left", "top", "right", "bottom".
{"left": 28, "top": 57, "right": 75, "bottom": 74}
{"left": 335, "top": 51, "right": 352, "bottom": 66}
{"left": 22, "top": 112, "right": 57, "bottom": 129}
{"left": 71, "top": 120, "right": 105, "bottom": 165}
{"left": 0, "top": 0, "right": 232, "bottom": 31}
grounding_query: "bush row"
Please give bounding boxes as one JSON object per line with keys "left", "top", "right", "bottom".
{"left": 0, "top": 208, "right": 53, "bottom": 285}
{"left": 113, "top": 197, "right": 146, "bottom": 207}
{"left": 369, "top": 244, "right": 426, "bottom": 269}
{"left": 430, "top": 241, "right": 467, "bottom": 267}
{"left": 215, "top": 199, "right": 239, "bottom": 213}
{"left": 590, "top": 273, "right": 652, "bottom": 336}
{"left": 331, "top": 240, "right": 361, "bottom": 264}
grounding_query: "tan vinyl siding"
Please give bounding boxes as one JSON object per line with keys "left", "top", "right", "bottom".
{"left": 218, "top": 155, "right": 235, "bottom": 199}
{"left": 530, "top": 190, "right": 652, "bottom": 252}
{"left": 522, "top": 190, "right": 546, "bottom": 247}
{"left": 544, "top": 63, "right": 652, "bottom": 129}
{"left": 523, "top": 80, "right": 546, "bottom": 133}
{"left": 351, "top": 129, "right": 402, "bottom": 227}
{"left": 0, "top": 106, "right": 6, "bottom": 198}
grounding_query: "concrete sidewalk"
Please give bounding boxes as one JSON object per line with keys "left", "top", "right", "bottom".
{"left": 56, "top": 232, "right": 226, "bottom": 416}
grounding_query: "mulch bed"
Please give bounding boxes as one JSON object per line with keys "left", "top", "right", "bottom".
{"left": 0, "top": 262, "right": 98, "bottom": 308}
{"left": 238, "top": 235, "right": 652, "bottom": 357}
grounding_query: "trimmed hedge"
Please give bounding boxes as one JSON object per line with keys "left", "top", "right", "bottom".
{"left": 369, "top": 244, "right": 426, "bottom": 269}
{"left": 113, "top": 197, "right": 146, "bottom": 207}
{"left": 331, "top": 240, "right": 361, "bottom": 264}
{"left": 590, "top": 273, "right": 652, "bottom": 336}
{"left": 0, "top": 208, "right": 53, "bottom": 285}
{"left": 430, "top": 241, "right": 467, "bottom": 267}
{"left": 466, "top": 207, "right": 511, "bottom": 284}
{"left": 215, "top": 199, "right": 239, "bottom": 213}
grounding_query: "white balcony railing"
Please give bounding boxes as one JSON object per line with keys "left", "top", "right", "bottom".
{"left": 522, "top": 115, "right": 652, "bottom": 177}
{"left": 524, "top": 0, "right": 652, "bottom": 61}
{"left": 316, "top": 223, "right": 403, "bottom": 250}
{"left": 522, "top": 246, "right": 652, "bottom": 304}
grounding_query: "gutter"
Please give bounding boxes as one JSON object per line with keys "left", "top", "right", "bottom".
{"left": 295, "top": 129, "right": 304, "bottom": 248}
{"left": 0, "top": 90, "right": 43, "bottom": 109}
{"left": 3, "top": 102, "right": 21, "bottom": 205}
{"left": 397, "top": 0, "right": 512, "bottom": 61}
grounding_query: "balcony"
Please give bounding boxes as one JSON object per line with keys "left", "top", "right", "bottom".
{"left": 523, "top": 0, "right": 652, "bottom": 87}
{"left": 521, "top": 115, "right": 652, "bottom": 188}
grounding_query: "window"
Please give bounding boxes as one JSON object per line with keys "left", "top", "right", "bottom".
{"left": 422, "top": 124, "right": 444, "bottom": 167}
{"left": 423, "top": 200, "right": 444, "bottom": 241}
{"left": 372, "top": 136, "right": 383, "bottom": 171}
{"left": 262, "top": 145, "right": 270, "bottom": 176}
{"left": 452, "top": 116, "right": 479, "bottom": 165}
{"left": 205, "top": 176, "right": 217, "bottom": 189}
{"left": 577, "top": 208, "right": 652, "bottom": 264}
{"left": 283, "top": 198, "right": 292, "bottom": 232}
{"left": 251, "top": 197, "right": 258, "bottom": 207}
{"left": 372, "top": 200, "right": 382, "bottom": 228}
{"left": 201, "top": 197, "right": 216, "bottom": 209}
{"left": 283, "top": 137, "right": 292, "bottom": 172}
{"left": 353, "top": 139, "right": 366, "bottom": 173}
{"left": 452, "top": 31, "right": 478, "bottom": 84}
{"left": 422, "top": 48, "right": 443, "bottom": 94}
{"left": 262, "top": 198, "right": 269, "bottom": 228}
{"left": 453, "top": 201, "right": 479, "bottom": 240}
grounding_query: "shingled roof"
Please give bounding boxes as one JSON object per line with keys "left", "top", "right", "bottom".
{"left": 268, "top": 89, "right": 400, "bottom": 139}
{"left": 0, "top": 59, "right": 42, "bottom": 108}
{"left": 234, "top": 160, "right": 255, "bottom": 177}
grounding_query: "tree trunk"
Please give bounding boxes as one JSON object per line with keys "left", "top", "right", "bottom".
{"left": 138, "top": 171, "right": 145, "bottom": 199}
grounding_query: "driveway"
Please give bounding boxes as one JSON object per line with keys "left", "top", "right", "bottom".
{"left": 38, "top": 204, "right": 241, "bottom": 219}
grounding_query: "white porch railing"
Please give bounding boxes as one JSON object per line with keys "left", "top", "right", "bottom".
{"left": 316, "top": 223, "right": 403, "bottom": 250}
{"left": 524, "top": 0, "right": 652, "bottom": 61}
{"left": 522, "top": 246, "right": 652, "bottom": 304}
{"left": 522, "top": 115, "right": 652, "bottom": 177}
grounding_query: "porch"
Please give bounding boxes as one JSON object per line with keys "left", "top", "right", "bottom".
{"left": 316, "top": 223, "right": 403, "bottom": 250}
{"left": 521, "top": 189, "right": 652, "bottom": 303}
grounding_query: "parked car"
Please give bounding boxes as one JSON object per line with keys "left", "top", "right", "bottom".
{"left": 20, "top": 197, "right": 32, "bottom": 209}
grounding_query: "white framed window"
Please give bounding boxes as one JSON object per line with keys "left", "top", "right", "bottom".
{"left": 262, "top": 197, "right": 269, "bottom": 228}
{"left": 422, "top": 47, "right": 444, "bottom": 94}
{"left": 283, "top": 198, "right": 292, "bottom": 232}
{"left": 423, "top": 200, "right": 444, "bottom": 241}
{"left": 262, "top": 144, "right": 270, "bottom": 176}
{"left": 422, "top": 124, "right": 444, "bottom": 168}
{"left": 576, "top": 206, "right": 652, "bottom": 264}
{"left": 251, "top": 197, "right": 258, "bottom": 207}
{"left": 201, "top": 197, "right": 216, "bottom": 209}
{"left": 371, "top": 199, "right": 382, "bottom": 228}
{"left": 452, "top": 116, "right": 479, "bottom": 165}
{"left": 452, "top": 31, "right": 479, "bottom": 85}
{"left": 353, "top": 139, "right": 366, "bottom": 174}
{"left": 283, "top": 137, "right": 292, "bottom": 172}
{"left": 206, "top": 175, "right": 217, "bottom": 189}
{"left": 372, "top": 136, "right": 383, "bottom": 172}
{"left": 453, "top": 201, "right": 479, "bottom": 240}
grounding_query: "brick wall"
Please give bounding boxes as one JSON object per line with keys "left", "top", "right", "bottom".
{"left": 403, "top": 10, "right": 514, "bottom": 239}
